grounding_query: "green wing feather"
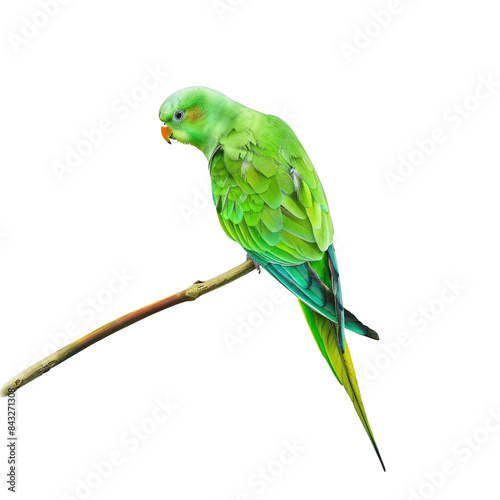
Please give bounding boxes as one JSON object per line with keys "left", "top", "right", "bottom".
{"left": 210, "top": 110, "right": 331, "bottom": 266}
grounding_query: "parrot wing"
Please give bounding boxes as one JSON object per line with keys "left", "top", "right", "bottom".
{"left": 209, "top": 111, "right": 377, "bottom": 340}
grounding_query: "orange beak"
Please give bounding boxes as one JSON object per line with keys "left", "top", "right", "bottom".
{"left": 161, "top": 125, "right": 173, "bottom": 144}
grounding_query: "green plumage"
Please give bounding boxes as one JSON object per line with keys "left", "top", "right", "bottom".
{"left": 159, "top": 87, "right": 384, "bottom": 469}
{"left": 210, "top": 112, "right": 330, "bottom": 265}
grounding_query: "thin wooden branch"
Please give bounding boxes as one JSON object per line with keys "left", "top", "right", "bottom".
{"left": 1, "top": 260, "right": 257, "bottom": 397}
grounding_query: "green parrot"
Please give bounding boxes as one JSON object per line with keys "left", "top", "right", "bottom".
{"left": 159, "top": 87, "right": 385, "bottom": 470}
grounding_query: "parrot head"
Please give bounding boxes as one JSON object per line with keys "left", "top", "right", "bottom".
{"left": 159, "top": 86, "right": 239, "bottom": 159}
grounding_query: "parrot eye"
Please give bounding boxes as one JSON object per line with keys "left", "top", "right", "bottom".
{"left": 173, "top": 110, "right": 185, "bottom": 122}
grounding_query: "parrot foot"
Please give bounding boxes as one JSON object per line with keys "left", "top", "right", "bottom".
{"left": 246, "top": 254, "right": 261, "bottom": 274}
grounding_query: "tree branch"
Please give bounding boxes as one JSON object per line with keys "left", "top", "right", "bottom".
{"left": 1, "top": 260, "right": 257, "bottom": 397}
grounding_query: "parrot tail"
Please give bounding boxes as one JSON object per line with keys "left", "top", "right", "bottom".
{"left": 300, "top": 301, "right": 385, "bottom": 471}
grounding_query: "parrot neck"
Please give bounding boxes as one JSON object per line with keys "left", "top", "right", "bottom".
{"left": 196, "top": 100, "right": 246, "bottom": 160}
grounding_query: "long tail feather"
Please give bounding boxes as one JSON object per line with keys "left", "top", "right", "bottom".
{"left": 299, "top": 301, "right": 385, "bottom": 470}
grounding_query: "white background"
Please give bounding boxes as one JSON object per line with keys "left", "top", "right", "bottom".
{"left": 1, "top": 1, "right": 500, "bottom": 499}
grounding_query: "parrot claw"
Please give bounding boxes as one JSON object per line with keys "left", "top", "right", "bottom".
{"left": 246, "top": 254, "right": 261, "bottom": 273}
